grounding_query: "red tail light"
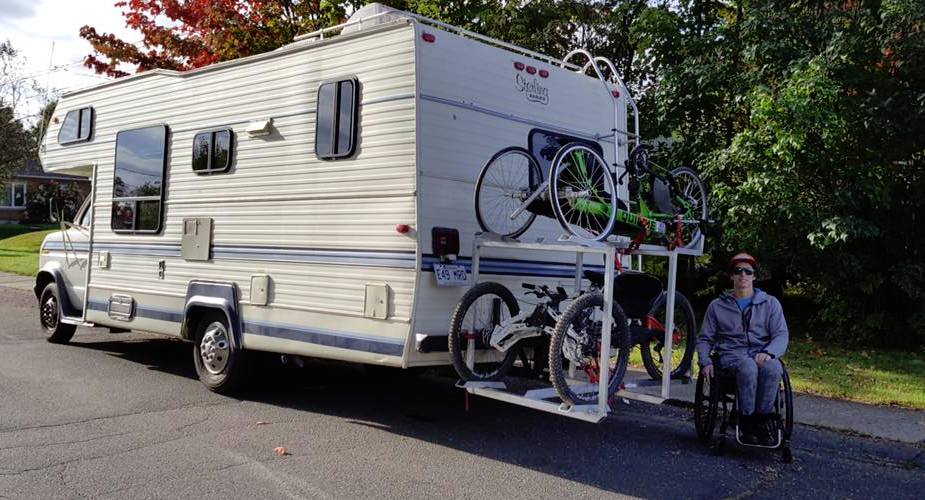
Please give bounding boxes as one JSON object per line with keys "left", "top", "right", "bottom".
{"left": 422, "top": 32, "right": 435, "bottom": 43}
{"left": 539, "top": 69, "right": 549, "bottom": 78}
{"left": 514, "top": 61, "right": 525, "bottom": 70}
{"left": 526, "top": 66, "right": 536, "bottom": 75}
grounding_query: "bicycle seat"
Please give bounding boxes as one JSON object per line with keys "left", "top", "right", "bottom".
{"left": 651, "top": 177, "right": 675, "bottom": 214}
{"left": 583, "top": 270, "right": 663, "bottom": 319}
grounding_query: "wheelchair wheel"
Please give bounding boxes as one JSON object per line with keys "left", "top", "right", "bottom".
{"left": 779, "top": 363, "right": 794, "bottom": 441}
{"left": 640, "top": 291, "right": 696, "bottom": 380}
{"left": 694, "top": 368, "right": 718, "bottom": 443}
{"left": 474, "top": 147, "right": 542, "bottom": 238}
{"left": 549, "top": 143, "right": 618, "bottom": 242}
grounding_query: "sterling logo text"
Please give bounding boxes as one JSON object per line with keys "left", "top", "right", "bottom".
{"left": 515, "top": 73, "right": 549, "bottom": 105}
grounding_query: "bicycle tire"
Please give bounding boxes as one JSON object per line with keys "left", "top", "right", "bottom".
{"left": 640, "top": 291, "right": 696, "bottom": 380}
{"left": 669, "top": 166, "right": 708, "bottom": 249}
{"left": 548, "top": 292, "right": 630, "bottom": 406}
{"left": 549, "top": 144, "right": 618, "bottom": 242}
{"left": 448, "top": 282, "right": 521, "bottom": 381}
{"left": 474, "top": 147, "right": 542, "bottom": 239}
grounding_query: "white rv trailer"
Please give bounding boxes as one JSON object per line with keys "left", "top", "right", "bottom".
{"left": 35, "top": 6, "right": 641, "bottom": 398}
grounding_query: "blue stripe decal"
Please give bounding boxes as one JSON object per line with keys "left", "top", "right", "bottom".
{"left": 212, "top": 246, "right": 415, "bottom": 268}
{"left": 88, "top": 299, "right": 402, "bottom": 356}
{"left": 87, "top": 300, "right": 184, "bottom": 323}
{"left": 244, "top": 319, "right": 404, "bottom": 356}
{"left": 423, "top": 255, "right": 605, "bottom": 278}
{"left": 42, "top": 242, "right": 90, "bottom": 251}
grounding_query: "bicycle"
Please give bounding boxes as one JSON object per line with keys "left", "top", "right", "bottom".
{"left": 474, "top": 143, "right": 707, "bottom": 245}
{"left": 447, "top": 281, "right": 569, "bottom": 381}
{"left": 448, "top": 280, "right": 632, "bottom": 407}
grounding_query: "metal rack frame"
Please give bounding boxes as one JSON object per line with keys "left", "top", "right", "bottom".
{"left": 458, "top": 233, "right": 702, "bottom": 422}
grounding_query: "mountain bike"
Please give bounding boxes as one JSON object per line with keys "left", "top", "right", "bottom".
{"left": 447, "top": 281, "right": 568, "bottom": 382}
{"left": 448, "top": 280, "right": 631, "bottom": 406}
{"left": 474, "top": 143, "right": 707, "bottom": 245}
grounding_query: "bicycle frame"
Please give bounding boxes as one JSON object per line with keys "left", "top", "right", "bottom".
{"left": 488, "top": 284, "right": 566, "bottom": 352}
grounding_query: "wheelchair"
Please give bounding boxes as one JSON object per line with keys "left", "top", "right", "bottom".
{"left": 694, "top": 353, "right": 794, "bottom": 462}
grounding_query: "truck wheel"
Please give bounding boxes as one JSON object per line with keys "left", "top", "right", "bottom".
{"left": 39, "top": 282, "right": 76, "bottom": 344}
{"left": 192, "top": 310, "right": 244, "bottom": 393}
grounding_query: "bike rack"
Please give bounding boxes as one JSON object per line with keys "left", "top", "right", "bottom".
{"left": 458, "top": 233, "right": 702, "bottom": 423}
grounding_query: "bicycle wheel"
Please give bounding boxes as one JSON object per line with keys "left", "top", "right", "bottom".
{"left": 549, "top": 144, "right": 617, "bottom": 242}
{"left": 548, "top": 292, "right": 630, "bottom": 406}
{"left": 448, "top": 282, "right": 521, "bottom": 381}
{"left": 640, "top": 291, "right": 696, "bottom": 380}
{"left": 694, "top": 368, "right": 718, "bottom": 443}
{"left": 669, "top": 166, "right": 708, "bottom": 249}
{"left": 474, "top": 147, "right": 542, "bottom": 239}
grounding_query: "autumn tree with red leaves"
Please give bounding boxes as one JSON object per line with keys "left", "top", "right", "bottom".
{"left": 80, "top": 0, "right": 361, "bottom": 77}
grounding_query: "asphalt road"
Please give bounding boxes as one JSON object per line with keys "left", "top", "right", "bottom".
{"left": 1, "top": 288, "right": 923, "bottom": 500}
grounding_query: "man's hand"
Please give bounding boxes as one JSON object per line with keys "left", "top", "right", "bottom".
{"left": 754, "top": 352, "right": 772, "bottom": 365}
{"left": 701, "top": 364, "right": 713, "bottom": 379}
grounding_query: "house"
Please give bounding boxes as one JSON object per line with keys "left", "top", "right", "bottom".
{"left": 0, "top": 160, "right": 90, "bottom": 223}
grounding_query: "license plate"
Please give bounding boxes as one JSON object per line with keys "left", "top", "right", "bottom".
{"left": 434, "top": 263, "right": 469, "bottom": 286}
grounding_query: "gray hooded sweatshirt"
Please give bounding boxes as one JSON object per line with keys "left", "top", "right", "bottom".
{"left": 696, "top": 289, "right": 789, "bottom": 367}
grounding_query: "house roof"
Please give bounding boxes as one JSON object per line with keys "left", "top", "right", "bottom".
{"left": 13, "top": 160, "right": 89, "bottom": 182}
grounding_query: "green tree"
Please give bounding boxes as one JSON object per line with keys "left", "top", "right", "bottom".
{"left": 644, "top": 0, "right": 925, "bottom": 347}
{"left": 0, "top": 40, "right": 41, "bottom": 180}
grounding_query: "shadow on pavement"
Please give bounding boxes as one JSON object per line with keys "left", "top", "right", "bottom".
{"left": 64, "top": 335, "right": 831, "bottom": 500}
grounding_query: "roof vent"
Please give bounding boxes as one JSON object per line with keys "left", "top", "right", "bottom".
{"left": 342, "top": 3, "right": 405, "bottom": 34}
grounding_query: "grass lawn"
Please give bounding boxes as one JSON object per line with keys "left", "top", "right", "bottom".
{"left": 0, "top": 225, "right": 58, "bottom": 276}
{"left": 785, "top": 335, "right": 925, "bottom": 410}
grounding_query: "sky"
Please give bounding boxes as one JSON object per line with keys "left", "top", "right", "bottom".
{"left": 0, "top": 0, "right": 138, "bottom": 122}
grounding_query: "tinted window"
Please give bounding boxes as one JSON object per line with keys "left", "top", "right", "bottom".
{"left": 79, "top": 108, "right": 92, "bottom": 140}
{"left": 192, "top": 129, "right": 233, "bottom": 174}
{"left": 58, "top": 107, "right": 94, "bottom": 144}
{"left": 111, "top": 125, "right": 168, "bottom": 233}
{"left": 114, "top": 127, "right": 166, "bottom": 197}
{"left": 315, "top": 83, "right": 336, "bottom": 157}
{"left": 192, "top": 133, "right": 211, "bottom": 171}
{"left": 58, "top": 111, "right": 80, "bottom": 143}
{"left": 315, "top": 78, "right": 359, "bottom": 159}
{"left": 213, "top": 130, "right": 231, "bottom": 170}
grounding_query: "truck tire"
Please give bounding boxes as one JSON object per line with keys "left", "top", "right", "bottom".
{"left": 192, "top": 310, "right": 245, "bottom": 393}
{"left": 39, "top": 282, "right": 76, "bottom": 344}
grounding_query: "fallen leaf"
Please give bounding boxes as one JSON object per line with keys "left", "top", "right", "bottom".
{"left": 810, "top": 348, "right": 825, "bottom": 358}
{"left": 274, "top": 447, "right": 288, "bottom": 456}
{"left": 256, "top": 421, "right": 269, "bottom": 425}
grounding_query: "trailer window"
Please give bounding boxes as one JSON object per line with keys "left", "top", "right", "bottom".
{"left": 315, "top": 77, "right": 359, "bottom": 159}
{"left": 111, "top": 125, "right": 168, "bottom": 233}
{"left": 192, "top": 129, "right": 233, "bottom": 174}
{"left": 58, "top": 107, "right": 94, "bottom": 145}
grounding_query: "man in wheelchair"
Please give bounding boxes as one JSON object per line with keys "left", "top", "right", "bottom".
{"left": 696, "top": 252, "right": 789, "bottom": 446}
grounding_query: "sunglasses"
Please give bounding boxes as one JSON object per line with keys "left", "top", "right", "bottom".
{"left": 732, "top": 267, "right": 755, "bottom": 276}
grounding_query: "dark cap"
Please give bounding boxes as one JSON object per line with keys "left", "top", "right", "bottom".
{"left": 729, "top": 252, "right": 757, "bottom": 269}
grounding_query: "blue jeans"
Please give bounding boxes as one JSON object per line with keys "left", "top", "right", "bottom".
{"left": 717, "top": 352, "right": 782, "bottom": 415}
